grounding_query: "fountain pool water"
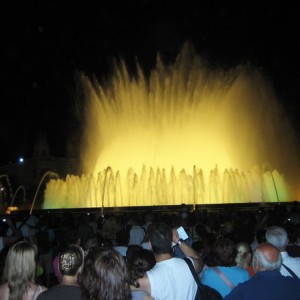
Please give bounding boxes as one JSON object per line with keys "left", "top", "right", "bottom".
{"left": 44, "top": 44, "right": 300, "bottom": 209}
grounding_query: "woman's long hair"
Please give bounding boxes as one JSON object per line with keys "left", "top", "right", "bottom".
{"left": 80, "top": 248, "right": 131, "bottom": 300}
{"left": 2, "top": 241, "right": 37, "bottom": 300}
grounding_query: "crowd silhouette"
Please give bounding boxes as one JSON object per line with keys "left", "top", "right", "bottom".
{"left": 0, "top": 202, "right": 299, "bottom": 299}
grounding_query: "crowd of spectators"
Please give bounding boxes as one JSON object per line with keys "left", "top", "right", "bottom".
{"left": 0, "top": 202, "right": 299, "bottom": 299}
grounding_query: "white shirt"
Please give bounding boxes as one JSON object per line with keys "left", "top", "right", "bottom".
{"left": 147, "top": 257, "right": 197, "bottom": 300}
{"left": 280, "top": 251, "right": 300, "bottom": 278}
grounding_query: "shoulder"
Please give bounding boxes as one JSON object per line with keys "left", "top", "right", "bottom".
{"left": 0, "top": 283, "right": 8, "bottom": 290}
{"left": 202, "top": 267, "right": 218, "bottom": 279}
{"left": 202, "top": 266, "right": 218, "bottom": 274}
{"left": 219, "top": 266, "right": 250, "bottom": 280}
{"left": 37, "top": 285, "right": 81, "bottom": 299}
{"left": 40, "top": 285, "right": 47, "bottom": 291}
{"left": 31, "top": 284, "right": 47, "bottom": 299}
{"left": 286, "top": 255, "right": 300, "bottom": 263}
{"left": 155, "top": 257, "right": 187, "bottom": 268}
{"left": 202, "top": 266, "right": 250, "bottom": 278}
{"left": 231, "top": 266, "right": 250, "bottom": 274}
{"left": 135, "top": 273, "right": 151, "bottom": 295}
{"left": 148, "top": 258, "right": 192, "bottom": 277}
{"left": 0, "top": 283, "right": 9, "bottom": 299}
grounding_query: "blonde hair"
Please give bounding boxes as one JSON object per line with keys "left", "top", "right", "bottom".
{"left": 2, "top": 241, "right": 37, "bottom": 300}
{"left": 235, "top": 242, "right": 252, "bottom": 268}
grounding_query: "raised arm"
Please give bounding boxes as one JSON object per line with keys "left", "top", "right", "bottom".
{"left": 172, "top": 228, "right": 203, "bottom": 273}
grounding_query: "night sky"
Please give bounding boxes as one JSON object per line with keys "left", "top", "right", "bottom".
{"left": 1, "top": 1, "right": 300, "bottom": 165}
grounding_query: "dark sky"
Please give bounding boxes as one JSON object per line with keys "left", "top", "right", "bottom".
{"left": 1, "top": 1, "right": 300, "bottom": 165}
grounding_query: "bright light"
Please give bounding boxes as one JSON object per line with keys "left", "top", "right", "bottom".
{"left": 18, "top": 157, "right": 24, "bottom": 164}
{"left": 44, "top": 45, "right": 300, "bottom": 208}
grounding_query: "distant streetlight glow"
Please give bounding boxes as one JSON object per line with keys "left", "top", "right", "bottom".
{"left": 18, "top": 157, "right": 24, "bottom": 164}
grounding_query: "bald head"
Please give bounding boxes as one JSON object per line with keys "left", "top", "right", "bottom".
{"left": 253, "top": 243, "right": 282, "bottom": 272}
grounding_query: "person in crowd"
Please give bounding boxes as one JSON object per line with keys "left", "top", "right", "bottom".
{"left": 52, "top": 229, "right": 81, "bottom": 283}
{"left": 223, "top": 242, "right": 300, "bottom": 300}
{"left": 126, "top": 244, "right": 143, "bottom": 262}
{"left": 114, "top": 228, "right": 130, "bottom": 258}
{"left": 80, "top": 247, "right": 131, "bottom": 300}
{"left": 235, "top": 242, "right": 255, "bottom": 277}
{"left": 75, "top": 214, "right": 95, "bottom": 249}
{"left": 172, "top": 223, "right": 194, "bottom": 259}
{"left": 0, "top": 217, "right": 22, "bottom": 275}
{"left": 201, "top": 238, "right": 250, "bottom": 297}
{"left": 139, "top": 226, "right": 152, "bottom": 251}
{"left": 18, "top": 213, "right": 40, "bottom": 243}
{"left": 0, "top": 217, "right": 22, "bottom": 252}
{"left": 128, "top": 248, "right": 156, "bottom": 300}
{"left": 285, "top": 224, "right": 300, "bottom": 257}
{"left": 83, "top": 236, "right": 99, "bottom": 255}
{"left": 128, "top": 215, "right": 145, "bottom": 246}
{"left": 0, "top": 241, "right": 47, "bottom": 300}
{"left": 133, "top": 222, "right": 202, "bottom": 300}
{"left": 101, "top": 214, "right": 120, "bottom": 242}
{"left": 250, "top": 228, "right": 266, "bottom": 250}
{"left": 265, "top": 226, "right": 300, "bottom": 278}
{"left": 37, "top": 244, "right": 84, "bottom": 300}
{"left": 142, "top": 213, "right": 154, "bottom": 232}
{"left": 35, "top": 216, "right": 55, "bottom": 287}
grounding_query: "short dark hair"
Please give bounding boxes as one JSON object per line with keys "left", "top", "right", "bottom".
{"left": 148, "top": 222, "right": 172, "bottom": 255}
{"left": 212, "top": 238, "right": 237, "bottom": 266}
{"left": 128, "top": 248, "right": 156, "bottom": 287}
{"left": 126, "top": 245, "right": 143, "bottom": 264}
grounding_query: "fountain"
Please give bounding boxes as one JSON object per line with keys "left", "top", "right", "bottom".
{"left": 44, "top": 44, "right": 300, "bottom": 209}
{"left": 10, "top": 185, "right": 26, "bottom": 207}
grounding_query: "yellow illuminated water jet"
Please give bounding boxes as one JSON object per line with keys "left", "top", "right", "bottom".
{"left": 44, "top": 44, "right": 300, "bottom": 209}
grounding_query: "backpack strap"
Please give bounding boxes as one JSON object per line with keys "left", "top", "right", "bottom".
{"left": 282, "top": 263, "right": 299, "bottom": 278}
{"left": 214, "top": 267, "right": 235, "bottom": 289}
{"left": 183, "top": 257, "right": 201, "bottom": 300}
{"left": 183, "top": 257, "right": 201, "bottom": 284}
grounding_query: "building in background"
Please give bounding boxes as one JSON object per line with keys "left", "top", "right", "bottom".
{"left": 0, "top": 134, "right": 77, "bottom": 211}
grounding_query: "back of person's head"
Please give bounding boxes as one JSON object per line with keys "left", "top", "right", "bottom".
{"left": 84, "top": 237, "right": 99, "bottom": 251}
{"left": 57, "top": 228, "right": 81, "bottom": 251}
{"left": 255, "top": 228, "right": 267, "bottom": 244}
{"left": 265, "top": 226, "right": 288, "bottom": 250}
{"left": 235, "top": 242, "right": 252, "bottom": 268}
{"left": 148, "top": 222, "right": 172, "bottom": 255}
{"left": 212, "top": 238, "right": 237, "bottom": 267}
{"left": 80, "top": 248, "right": 131, "bottom": 300}
{"left": 253, "top": 242, "right": 282, "bottom": 272}
{"left": 116, "top": 228, "right": 130, "bottom": 246}
{"left": 59, "top": 244, "right": 84, "bottom": 277}
{"left": 285, "top": 224, "right": 298, "bottom": 244}
{"left": 3, "top": 241, "right": 37, "bottom": 299}
{"left": 126, "top": 245, "right": 143, "bottom": 264}
{"left": 127, "top": 248, "right": 156, "bottom": 287}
